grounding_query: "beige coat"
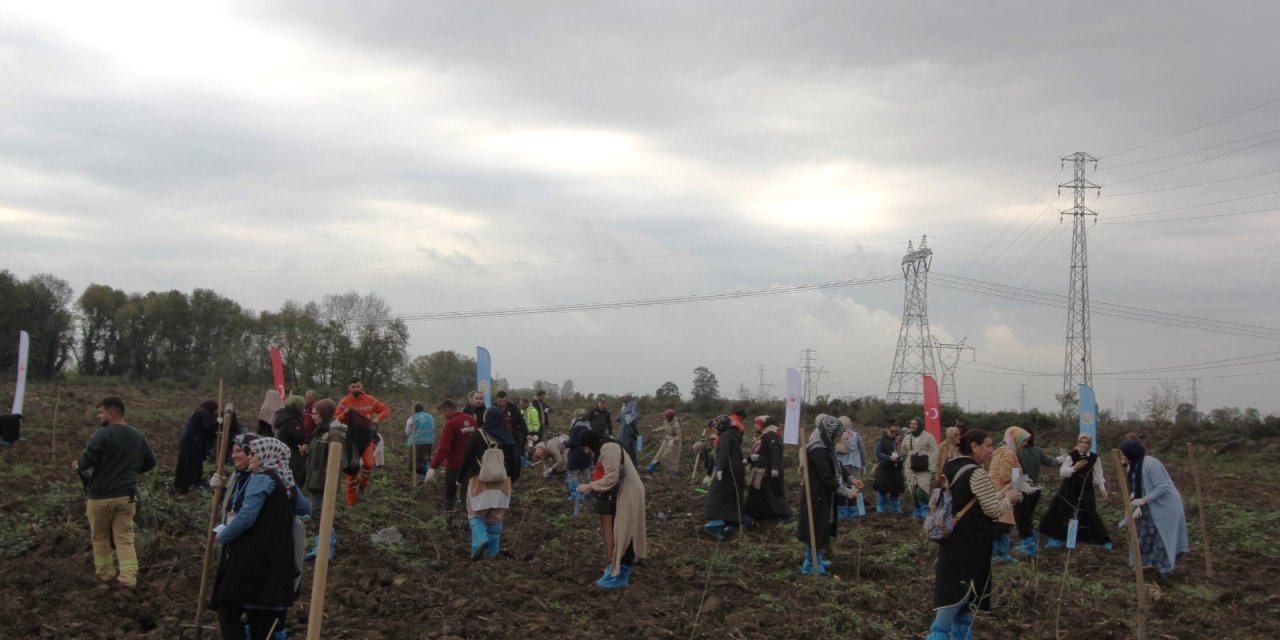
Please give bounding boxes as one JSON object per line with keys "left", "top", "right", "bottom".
{"left": 900, "top": 431, "right": 939, "bottom": 495}
{"left": 589, "top": 442, "right": 647, "bottom": 575}
{"left": 988, "top": 445, "right": 1020, "bottom": 526}
{"left": 651, "top": 418, "right": 681, "bottom": 471}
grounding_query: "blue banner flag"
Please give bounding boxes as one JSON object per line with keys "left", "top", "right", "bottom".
{"left": 477, "top": 347, "right": 492, "bottom": 406}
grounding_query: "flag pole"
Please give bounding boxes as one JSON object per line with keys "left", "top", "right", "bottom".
{"left": 1186, "top": 443, "right": 1214, "bottom": 578}
{"left": 1112, "top": 449, "right": 1148, "bottom": 640}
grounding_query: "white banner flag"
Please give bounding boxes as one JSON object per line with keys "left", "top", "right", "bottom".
{"left": 13, "top": 331, "right": 28, "bottom": 415}
{"left": 784, "top": 367, "right": 801, "bottom": 445}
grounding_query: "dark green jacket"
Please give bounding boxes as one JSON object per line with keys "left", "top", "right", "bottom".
{"left": 77, "top": 423, "right": 157, "bottom": 499}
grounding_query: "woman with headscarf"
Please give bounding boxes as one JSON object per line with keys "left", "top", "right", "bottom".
{"left": 646, "top": 409, "right": 682, "bottom": 474}
{"left": 616, "top": 398, "right": 640, "bottom": 465}
{"left": 212, "top": 437, "right": 310, "bottom": 640}
{"left": 1040, "top": 432, "right": 1111, "bottom": 552}
{"left": 1012, "top": 427, "right": 1065, "bottom": 557}
{"left": 1120, "top": 439, "right": 1188, "bottom": 576}
{"left": 256, "top": 390, "right": 285, "bottom": 437}
{"left": 690, "top": 419, "right": 717, "bottom": 478}
{"left": 564, "top": 409, "right": 595, "bottom": 497}
{"left": 901, "top": 417, "right": 940, "bottom": 518}
{"left": 934, "top": 426, "right": 962, "bottom": 485}
{"left": 574, "top": 429, "right": 647, "bottom": 589}
{"left": 927, "top": 429, "right": 1020, "bottom": 640}
{"left": 835, "top": 416, "right": 869, "bottom": 522}
{"left": 702, "top": 415, "right": 746, "bottom": 541}
{"left": 211, "top": 432, "right": 259, "bottom": 525}
{"left": 796, "top": 415, "right": 863, "bottom": 574}
{"left": 744, "top": 416, "right": 790, "bottom": 522}
{"left": 273, "top": 395, "right": 308, "bottom": 488}
{"left": 989, "top": 426, "right": 1029, "bottom": 562}
{"left": 456, "top": 404, "right": 520, "bottom": 560}
{"left": 873, "top": 422, "right": 906, "bottom": 513}
{"left": 304, "top": 399, "right": 346, "bottom": 561}
{"left": 175, "top": 400, "right": 219, "bottom": 493}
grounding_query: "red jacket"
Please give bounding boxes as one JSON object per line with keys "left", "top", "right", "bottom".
{"left": 431, "top": 412, "right": 478, "bottom": 471}
{"left": 335, "top": 393, "right": 392, "bottom": 425}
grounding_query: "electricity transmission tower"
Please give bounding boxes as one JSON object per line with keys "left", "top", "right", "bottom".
{"left": 1059, "top": 153, "right": 1099, "bottom": 412}
{"left": 756, "top": 364, "right": 773, "bottom": 401}
{"left": 887, "top": 236, "right": 937, "bottom": 404}
{"left": 933, "top": 338, "right": 974, "bottom": 407}
{"left": 1019, "top": 384, "right": 1028, "bottom": 412}
{"left": 800, "top": 349, "right": 826, "bottom": 405}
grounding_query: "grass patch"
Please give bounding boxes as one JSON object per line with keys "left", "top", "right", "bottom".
{"left": 1213, "top": 502, "right": 1280, "bottom": 558}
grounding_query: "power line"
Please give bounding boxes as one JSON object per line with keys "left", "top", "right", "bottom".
{"left": 1097, "top": 127, "right": 1280, "bottom": 171}
{"left": 1105, "top": 133, "right": 1280, "bottom": 186}
{"left": 1102, "top": 168, "right": 1280, "bottom": 198}
{"left": 392, "top": 274, "right": 900, "bottom": 321}
{"left": 1103, "top": 95, "right": 1280, "bottom": 159}
{"left": 1103, "top": 188, "right": 1280, "bottom": 220}
{"left": 1099, "top": 206, "right": 1280, "bottom": 225}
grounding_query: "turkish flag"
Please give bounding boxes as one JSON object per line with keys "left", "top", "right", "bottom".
{"left": 922, "top": 375, "right": 942, "bottom": 443}
{"left": 270, "top": 347, "right": 286, "bottom": 399}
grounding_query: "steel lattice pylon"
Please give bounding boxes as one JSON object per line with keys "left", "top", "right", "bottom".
{"left": 887, "top": 236, "right": 937, "bottom": 404}
{"left": 1059, "top": 152, "right": 1100, "bottom": 411}
{"left": 933, "top": 338, "right": 974, "bottom": 408}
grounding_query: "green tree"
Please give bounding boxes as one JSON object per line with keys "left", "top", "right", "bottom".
{"left": 405, "top": 350, "right": 477, "bottom": 399}
{"left": 691, "top": 366, "right": 720, "bottom": 410}
{"left": 655, "top": 381, "right": 680, "bottom": 401}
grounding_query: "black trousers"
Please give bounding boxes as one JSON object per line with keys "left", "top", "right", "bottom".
{"left": 443, "top": 468, "right": 460, "bottom": 511}
{"left": 217, "top": 604, "right": 285, "bottom": 640}
{"left": 1014, "top": 489, "right": 1041, "bottom": 538}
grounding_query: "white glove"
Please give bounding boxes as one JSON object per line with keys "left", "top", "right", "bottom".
{"left": 837, "top": 485, "right": 857, "bottom": 499}
{"left": 1133, "top": 506, "right": 1143, "bottom": 519}
{"left": 209, "top": 473, "right": 224, "bottom": 489}
{"left": 423, "top": 467, "right": 436, "bottom": 482}
{"left": 1130, "top": 497, "right": 1146, "bottom": 510}
{"left": 702, "top": 476, "right": 712, "bottom": 486}
{"left": 715, "top": 470, "right": 723, "bottom": 481}
{"left": 770, "top": 469, "right": 779, "bottom": 478}
{"left": 750, "top": 454, "right": 759, "bottom": 462}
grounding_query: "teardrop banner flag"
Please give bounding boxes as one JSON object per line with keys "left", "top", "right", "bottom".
{"left": 1078, "top": 383, "right": 1098, "bottom": 454}
{"left": 13, "top": 331, "right": 29, "bottom": 415}
{"left": 922, "top": 374, "right": 942, "bottom": 443}
{"left": 476, "top": 347, "right": 492, "bottom": 406}
{"left": 783, "top": 368, "right": 801, "bottom": 445}
{"left": 270, "top": 346, "right": 286, "bottom": 399}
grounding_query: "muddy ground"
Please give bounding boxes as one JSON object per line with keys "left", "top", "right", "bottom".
{"left": 1, "top": 382, "right": 1277, "bottom": 639}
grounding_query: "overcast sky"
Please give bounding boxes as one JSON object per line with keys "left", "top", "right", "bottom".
{"left": 3, "top": 1, "right": 1278, "bottom": 415}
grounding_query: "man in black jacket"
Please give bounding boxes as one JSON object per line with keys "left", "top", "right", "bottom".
{"left": 71, "top": 396, "right": 157, "bottom": 588}
{"left": 587, "top": 399, "right": 613, "bottom": 438}
{"left": 493, "top": 391, "right": 529, "bottom": 470}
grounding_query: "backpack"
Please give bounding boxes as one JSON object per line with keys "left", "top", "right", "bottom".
{"left": 923, "top": 464, "right": 978, "bottom": 544}
{"left": 478, "top": 431, "right": 508, "bottom": 483}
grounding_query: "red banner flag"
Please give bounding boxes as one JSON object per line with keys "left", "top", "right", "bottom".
{"left": 922, "top": 374, "right": 942, "bottom": 443}
{"left": 270, "top": 347, "right": 286, "bottom": 399}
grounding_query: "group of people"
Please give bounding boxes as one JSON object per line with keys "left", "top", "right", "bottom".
{"left": 65, "top": 386, "right": 1192, "bottom": 640}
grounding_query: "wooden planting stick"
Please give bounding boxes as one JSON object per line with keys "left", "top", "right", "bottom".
{"left": 307, "top": 432, "right": 346, "bottom": 640}
{"left": 799, "top": 441, "right": 820, "bottom": 575}
{"left": 194, "top": 380, "right": 233, "bottom": 633}
{"left": 1186, "top": 443, "right": 1214, "bottom": 578}
{"left": 1112, "top": 449, "right": 1148, "bottom": 640}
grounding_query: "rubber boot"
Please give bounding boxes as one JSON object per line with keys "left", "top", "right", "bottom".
{"left": 889, "top": 496, "right": 901, "bottom": 513}
{"left": 468, "top": 517, "right": 489, "bottom": 560}
{"left": 645, "top": 461, "right": 658, "bottom": 473}
{"left": 927, "top": 624, "right": 951, "bottom": 640}
{"left": 485, "top": 522, "right": 502, "bottom": 559}
{"left": 305, "top": 534, "right": 320, "bottom": 561}
{"left": 596, "top": 565, "right": 629, "bottom": 590}
{"left": 876, "top": 492, "right": 888, "bottom": 513}
{"left": 952, "top": 611, "right": 974, "bottom": 640}
{"left": 1017, "top": 536, "right": 1038, "bottom": 558}
{"left": 567, "top": 478, "right": 579, "bottom": 501}
{"left": 993, "top": 533, "right": 1019, "bottom": 563}
{"left": 1045, "top": 537, "right": 1066, "bottom": 550}
{"left": 800, "top": 547, "right": 828, "bottom": 575}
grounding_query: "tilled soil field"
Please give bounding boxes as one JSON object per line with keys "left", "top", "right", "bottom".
{"left": 1, "top": 382, "right": 1277, "bottom": 639}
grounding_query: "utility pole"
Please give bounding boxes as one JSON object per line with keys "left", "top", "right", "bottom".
{"left": 1059, "top": 152, "right": 1100, "bottom": 416}
{"left": 887, "top": 235, "right": 938, "bottom": 404}
{"left": 1190, "top": 378, "right": 1199, "bottom": 409}
{"left": 934, "top": 338, "right": 975, "bottom": 407}
{"left": 1019, "top": 384, "right": 1027, "bottom": 413}
{"left": 756, "top": 364, "right": 773, "bottom": 401}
